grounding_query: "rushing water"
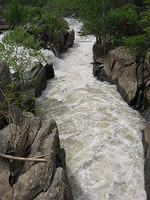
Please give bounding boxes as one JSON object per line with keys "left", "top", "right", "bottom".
{"left": 37, "top": 18, "right": 146, "bottom": 200}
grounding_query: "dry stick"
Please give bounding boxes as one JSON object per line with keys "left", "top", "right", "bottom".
{"left": 0, "top": 152, "right": 46, "bottom": 162}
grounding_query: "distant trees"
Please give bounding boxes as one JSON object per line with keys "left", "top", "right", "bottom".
{"left": 78, "top": 0, "right": 150, "bottom": 59}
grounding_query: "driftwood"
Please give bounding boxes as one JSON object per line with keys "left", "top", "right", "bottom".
{"left": 0, "top": 152, "right": 46, "bottom": 162}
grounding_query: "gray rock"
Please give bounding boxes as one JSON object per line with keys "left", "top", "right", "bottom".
{"left": 0, "top": 62, "right": 11, "bottom": 129}
{"left": 35, "top": 167, "right": 73, "bottom": 200}
{"left": 0, "top": 113, "right": 72, "bottom": 200}
{"left": 0, "top": 160, "right": 12, "bottom": 200}
{"left": 53, "top": 29, "right": 75, "bottom": 57}
{"left": 142, "top": 125, "right": 150, "bottom": 200}
{"left": 93, "top": 42, "right": 104, "bottom": 62}
{"left": 93, "top": 63, "right": 112, "bottom": 83}
{"left": 0, "top": 62, "right": 10, "bottom": 84}
{"left": 27, "top": 63, "right": 54, "bottom": 97}
{"left": 65, "top": 29, "right": 75, "bottom": 49}
{"left": 104, "top": 47, "right": 137, "bottom": 105}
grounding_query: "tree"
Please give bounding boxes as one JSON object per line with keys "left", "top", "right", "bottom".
{"left": 0, "top": 27, "right": 43, "bottom": 111}
{"left": 4, "top": 0, "right": 25, "bottom": 27}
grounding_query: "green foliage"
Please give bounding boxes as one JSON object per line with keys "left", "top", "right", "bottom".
{"left": 107, "top": 5, "right": 140, "bottom": 39}
{"left": 28, "top": 12, "right": 69, "bottom": 46}
{"left": 79, "top": 0, "right": 111, "bottom": 40}
{"left": 0, "top": 27, "right": 43, "bottom": 111}
{"left": 3, "top": 26, "right": 40, "bottom": 49}
{"left": 122, "top": 0, "right": 150, "bottom": 59}
{"left": 4, "top": 0, "right": 26, "bottom": 27}
{"left": 123, "top": 35, "right": 147, "bottom": 57}
{"left": 43, "top": 0, "right": 79, "bottom": 17}
{"left": 0, "top": 27, "right": 43, "bottom": 87}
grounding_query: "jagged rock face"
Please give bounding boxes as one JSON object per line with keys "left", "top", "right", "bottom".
{"left": 102, "top": 47, "right": 150, "bottom": 111}
{"left": 93, "top": 44, "right": 150, "bottom": 112}
{"left": 27, "top": 63, "right": 55, "bottom": 97}
{"left": 104, "top": 47, "right": 138, "bottom": 105}
{"left": 0, "top": 112, "right": 73, "bottom": 200}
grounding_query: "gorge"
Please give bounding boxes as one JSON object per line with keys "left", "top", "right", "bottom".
{"left": 36, "top": 18, "right": 147, "bottom": 200}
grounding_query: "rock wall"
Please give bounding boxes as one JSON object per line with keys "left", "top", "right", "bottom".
{"left": 104, "top": 47, "right": 138, "bottom": 106}
{"left": 93, "top": 44, "right": 150, "bottom": 113}
{"left": 0, "top": 112, "right": 73, "bottom": 200}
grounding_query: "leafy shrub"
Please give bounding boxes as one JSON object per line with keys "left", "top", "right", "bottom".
{"left": 0, "top": 27, "right": 43, "bottom": 87}
{"left": 0, "top": 27, "right": 43, "bottom": 111}
{"left": 4, "top": 0, "right": 26, "bottom": 27}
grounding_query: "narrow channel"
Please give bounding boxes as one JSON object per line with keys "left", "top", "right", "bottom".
{"left": 36, "top": 18, "right": 146, "bottom": 200}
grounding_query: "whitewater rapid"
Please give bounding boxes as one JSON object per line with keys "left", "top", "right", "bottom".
{"left": 36, "top": 18, "right": 146, "bottom": 200}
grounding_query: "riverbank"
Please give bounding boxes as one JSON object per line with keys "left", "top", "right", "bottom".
{"left": 0, "top": 19, "right": 75, "bottom": 199}
{"left": 93, "top": 42, "right": 150, "bottom": 199}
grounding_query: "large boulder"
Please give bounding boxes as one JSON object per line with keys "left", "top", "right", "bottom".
{"left": 0, "top": 112, "right": 73, "bottom": 200}
{"left": 104, "top": 47, "right": 138, "bottom": 105}
{"left": 93, "top": 44, "right": 150, "bottom": 113}
{"left": 103, "top": 47, "right": 150, "bottom": 111}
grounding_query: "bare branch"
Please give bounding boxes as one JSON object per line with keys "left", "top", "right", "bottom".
{"left": 0, "top": 152, "right": 46, "bottom": 162}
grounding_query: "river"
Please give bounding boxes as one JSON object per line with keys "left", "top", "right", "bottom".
{"left": 36, "top": 18, "right": 146, "bottom": 200}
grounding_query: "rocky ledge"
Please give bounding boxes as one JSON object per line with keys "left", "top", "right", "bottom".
{"left": 0, "top": 111, "right": 73, "bottom": 200}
